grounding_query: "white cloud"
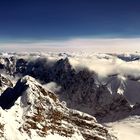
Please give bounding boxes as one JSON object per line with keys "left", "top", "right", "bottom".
{"left": 43, "top": 82, "right": 61, "bottom": 93}
{"left": 68, "top": 53, "right": 140, "bottom": 78}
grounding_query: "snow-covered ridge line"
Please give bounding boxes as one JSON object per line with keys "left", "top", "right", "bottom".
{"left": 0, "top": 75, "right": 116, "bottom": 140}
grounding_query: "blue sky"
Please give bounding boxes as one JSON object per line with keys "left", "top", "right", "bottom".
{"left": 0, "top": 0, "right": 140, "bottom": 41}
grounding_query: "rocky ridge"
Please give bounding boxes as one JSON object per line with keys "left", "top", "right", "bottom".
{"left": 0, "top": 75, "right": 117, "bottom": 140}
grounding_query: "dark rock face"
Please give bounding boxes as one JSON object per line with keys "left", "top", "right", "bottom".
{"left": 58, "top": 68, "right": 97, "bottom": 110}
{"left": 0, "top": 64, "right": 4, "bottom": 69}
{"left": 15, "top": 57, "right": 53, "bottom": 82}
{"left": 95, "top": 95, "right": 132, "bottom": 122}
{"left": 15, "top": 58, "right": 28, "bottom": 75}
{"left": 51, "top": 58, "right": 75, "bottom": 89}
{"left": 117, "top": 54, "right": 140, "bottom": 62}
{"left": 14, "top": 57, "right": 76, "bottom": 86}
{"left": 0, "top": 79, "right": 28, "bottom": 109}
{"left": 58, "top": 69, "right": 132, "bottom": 122}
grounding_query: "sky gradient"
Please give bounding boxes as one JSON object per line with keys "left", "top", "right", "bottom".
{"left": 0, "top": 0, "right": 140, "bottom": 41}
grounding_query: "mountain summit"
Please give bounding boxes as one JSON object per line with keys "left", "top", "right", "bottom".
{"left": 0, "top": 75, "right": 116, "bottom": 140}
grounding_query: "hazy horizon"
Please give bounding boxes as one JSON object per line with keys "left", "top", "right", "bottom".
{"left": 1, "top": 38, "right": 140, "bottom": 53}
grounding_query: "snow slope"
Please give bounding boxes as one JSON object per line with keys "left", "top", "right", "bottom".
{"left": 0, "top": 75, "right": 116, "bottom": 140}
{"left": 106, "top": 116, "right": 140, "bottom": 140}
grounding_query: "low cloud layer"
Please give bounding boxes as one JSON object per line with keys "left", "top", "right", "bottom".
{"left": 66, "top": 53, "right": 140, "bottom": 79}
{"left": 1, "top": 38, "right": 140, "bottom": 53}
{"left": 43, "top": 82, "right": 61, "bottom": 93}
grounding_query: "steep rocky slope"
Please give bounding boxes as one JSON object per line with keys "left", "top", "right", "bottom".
{"left": 0, "top": 76, "right": 116, "bottom": 140}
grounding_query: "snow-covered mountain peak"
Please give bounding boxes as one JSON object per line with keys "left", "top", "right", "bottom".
{"left": 0, "top": 75, "right": 116, "bottom": 140}
{"left": 21, "top": 75, "right": 39, "bottom": 85}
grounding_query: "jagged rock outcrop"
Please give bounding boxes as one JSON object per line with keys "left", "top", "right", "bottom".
{"left": 0, "top": 74, "right": 13, "bottom": 94}
{"left": 0, "top": 78, "right": 28, "bottom": 109}
{"left": 15, "top": 58, "right": 28, "bottom": 75}
{"left": 0, "top": 76, "right": 117, "bottom": 140}
{"left": 0, "top": 56, "right": 16, "bottom": 75}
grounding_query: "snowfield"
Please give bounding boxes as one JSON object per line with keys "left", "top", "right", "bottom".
{"left": 106, "top": 116, "right": 140, "bottom": 140}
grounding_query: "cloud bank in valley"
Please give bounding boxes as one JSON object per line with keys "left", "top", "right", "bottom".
{"left": 1, "top": 38, "right": 140, "bottom": 53}
{"left": 67, "top": 53, "right": 140, "bottom": 78}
